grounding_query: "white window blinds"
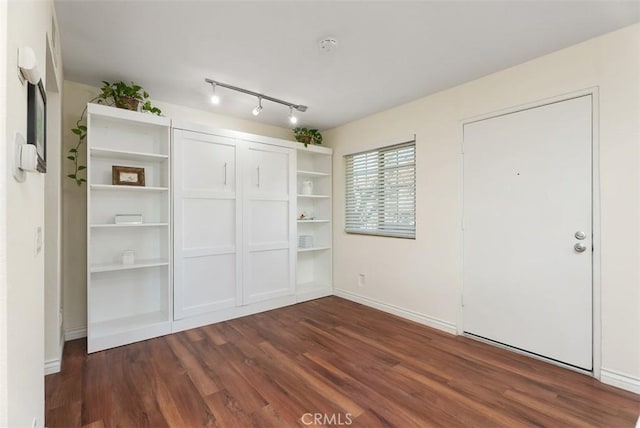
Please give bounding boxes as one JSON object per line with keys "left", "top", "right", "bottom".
{"left": 345, "top": 140, "right": 416, "bottom": 238}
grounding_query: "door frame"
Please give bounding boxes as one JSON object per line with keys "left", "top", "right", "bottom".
{"left": 457, "top": 87, "right": 601, "bottom": 379}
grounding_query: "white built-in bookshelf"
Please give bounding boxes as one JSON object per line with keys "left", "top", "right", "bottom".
{"left": 296, "top": 145, "right": 333, "bottom": 302}
{"left": 86, "top": 103, "right": 172, "bottom": 352}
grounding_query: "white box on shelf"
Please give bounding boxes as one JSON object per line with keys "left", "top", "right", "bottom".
{"left": 122, "top": 250, "right": 135, "bottom": 265}
{"left": 115, "top": 214, "right": 143, "bottom": 224}
{"left": 298, "top": 235, "right": 314, "bottom": 249}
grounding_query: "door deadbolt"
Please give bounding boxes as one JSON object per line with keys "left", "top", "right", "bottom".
{"left": 574, "top": 242, "right": 587, "bottom": 253}
{"left": 574, "top": 231, "right": 586, "bottom": 240}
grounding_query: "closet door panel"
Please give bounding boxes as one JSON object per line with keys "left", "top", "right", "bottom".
{"left": 174, "top": 130, "right": 241, "bottom": 319}
{"left": 182, "top": 199, "right": 235, "bottom": 249}
{"left": 242, "top": 142, "right": 296, "bottom": 304}
{"left": 249, "top": 200, "right": 289, "bottom": 244}
{"left": 246, "top": 250, "right": 290, "bottom": 298}
{"left": 182, "top": 255, "right": 236, "bottom": 311}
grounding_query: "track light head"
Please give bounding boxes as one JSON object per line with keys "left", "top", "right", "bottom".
{"left": 252, "top": 97, "right": 263, "bottom": 116}
{"left": 288, "top": 106, "right": 298, "bottom": 125}
{"left": 210, "top": 83, "right": 220, "bottom": 105}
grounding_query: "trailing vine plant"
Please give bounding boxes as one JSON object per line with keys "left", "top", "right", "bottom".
{"left": 67, "top": 81, "right": 162, "bottom": 186}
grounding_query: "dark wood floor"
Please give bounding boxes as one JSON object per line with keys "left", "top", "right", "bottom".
{"left": 46, "top": 297, "right": 639, "bottom": 427}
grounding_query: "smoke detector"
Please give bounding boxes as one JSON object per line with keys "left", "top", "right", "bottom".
{"left": 319, "top": 38, "right": 337, "bottom": 53}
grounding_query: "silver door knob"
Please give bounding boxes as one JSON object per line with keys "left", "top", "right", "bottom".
{"left": 574, "top": 243, "right": 587, "bottom": 253}
{"left": 574, "top": 231, "right": 586, "bottom": 240}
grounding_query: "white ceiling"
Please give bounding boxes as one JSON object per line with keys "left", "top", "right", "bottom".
{"left": 55, "top": 1, "right": 640, "bottom": 130}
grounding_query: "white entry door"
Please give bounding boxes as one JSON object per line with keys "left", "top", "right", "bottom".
{"left": 463, "top": 95, "right": 593, "bottom": 370}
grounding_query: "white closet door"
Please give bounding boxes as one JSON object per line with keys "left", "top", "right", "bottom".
{"left": 242, "top": 142, "right": 296, "bottom": 304}
{"left": 174, "top": 130, "right": 241, "bottom": 319}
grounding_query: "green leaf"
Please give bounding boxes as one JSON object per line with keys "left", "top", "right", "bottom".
{"left": 78, "top": 125, "right": 87, "bottom": 131}
{"left": 67, "top": 174, "right": 76, "bottom": 179}
{"left": 69, "top": 148, "right": 77, "bottom": 153}
{"left": 67, "top": 156, "right": 75, "bottom": 161}
{"left": 71, "top": 128, "right": 82, "bottom": 135}
{"left": 79, "top": 178, "right": 87, "bottom": 182}
{"left": 78, "top": 166, "right": 86, "bottom": 170}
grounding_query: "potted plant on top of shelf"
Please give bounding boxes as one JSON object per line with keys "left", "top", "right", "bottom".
{"left": 293, "top": 127, "right": 323, "bottom": 148}
{"left": 97, "top": 81, "right": 162, "bottom": 113}
{"left": 67, "top": 81, "right": 162, "bottom": 186}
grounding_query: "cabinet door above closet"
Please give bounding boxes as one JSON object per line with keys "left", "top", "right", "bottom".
{"left": 182, "top": 132, "right": 236, "bottom": 194}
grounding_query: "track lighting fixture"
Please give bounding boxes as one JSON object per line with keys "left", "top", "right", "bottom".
{"left": 252, "top": 97, "right": 263, "bottom": 116}
{"left": 210, "top": 83, "right": 220, "bottom": 105}
{"left": 204, "top": 78, "right": 307, "bottom": 125}
{"left": 288, "top": 106, "right": 298, "bottom": 124}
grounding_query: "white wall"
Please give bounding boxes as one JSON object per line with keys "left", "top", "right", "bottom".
{"left": 5, "top": 0, "right": 63, "bottom": 426}
{"left": 325, "top": 24, "right": 640, "bottom": 388}
{"left": 62, "top": 80, "right": 295, "bottom": 335}
{"left": 0, "top": 0, "right": 8, "bottom": 424}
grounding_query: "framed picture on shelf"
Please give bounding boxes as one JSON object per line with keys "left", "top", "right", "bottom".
{"left": 27, "top": 80, "right": 46, "bottom": 173}
{"left": 112, "top": 166, "right": 145, "bottom": 186}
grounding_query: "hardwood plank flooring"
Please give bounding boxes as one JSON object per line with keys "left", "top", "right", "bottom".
{"left": 46, "top": 297, "right": 640, "bottom": 427}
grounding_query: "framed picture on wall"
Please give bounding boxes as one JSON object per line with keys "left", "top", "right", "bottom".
{"left": 27, "top": 80, "right": 47, "bottom": 173}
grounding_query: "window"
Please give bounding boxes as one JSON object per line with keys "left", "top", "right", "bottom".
{"left": 345, "top": 140, "right": 416, "bottom": 238}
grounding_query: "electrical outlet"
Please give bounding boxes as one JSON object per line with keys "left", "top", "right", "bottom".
{"left": 34, "top": 226, "right": 42, "bottom": 255}
{"left": 358, "top": 273, "right": 365, "bottom": 288}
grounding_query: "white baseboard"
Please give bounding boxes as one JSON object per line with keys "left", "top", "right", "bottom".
{"left": 333, "top": 288, "right": 457, "bottom": 335}
{"left": 44, "top": 358, "right": 61, "bottom": 375}
{"left": 44, "top": 332, "right": 66, "bottom": 375}
{"left": 601, "top": 368, "right": 640, "bottom": 394}
{"left": 64, "top": 326, "right": 87, "bottom": 341}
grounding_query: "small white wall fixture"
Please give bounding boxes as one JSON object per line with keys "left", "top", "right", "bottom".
{"left": 17, "top": 46, "right": 40, "bottom": 85}
{"left": 13, "top": 132, "right": 38, "bottom": 182}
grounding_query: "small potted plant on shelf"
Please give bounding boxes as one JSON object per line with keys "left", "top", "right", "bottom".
{"left": 67, "top": 81, "right": 162, "bottom": 186}
{"left": 293, "top": 127, "right": 323, "bottom": 147}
